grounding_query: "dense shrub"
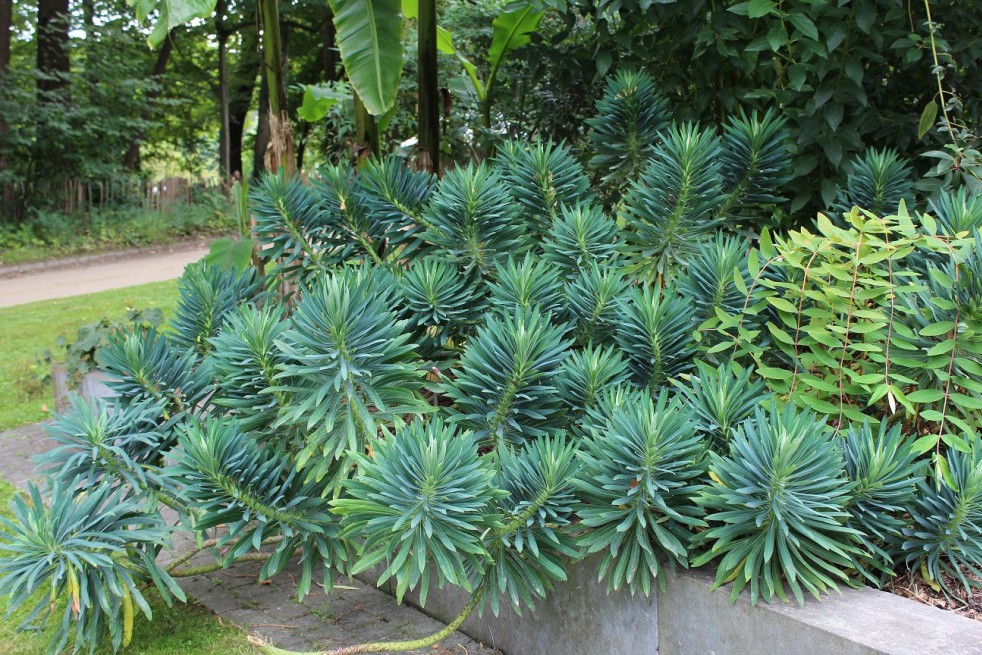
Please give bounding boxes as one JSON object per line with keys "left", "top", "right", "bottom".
{"left": 2, "top": 96, "right": 981, "bottom": 654}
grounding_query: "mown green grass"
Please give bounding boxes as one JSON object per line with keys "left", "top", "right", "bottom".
{"left": 0, "top": 280, "right": 181, "bottom": 431}
{"left": 0, "top": 479, "right": 260, "bottom": 655}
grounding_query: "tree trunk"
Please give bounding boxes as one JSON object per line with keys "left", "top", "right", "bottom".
{"left": 256, "top": 0, "right": 294, "bottom": 177}
{"left": 353, "top": 92, "right": 379, "bottom": 161}
{"left": 216, "top": 0, "right": 231, "bottom": 180}
{"left": 229, "top": 27, "right": 260, "bottom": 179}
{"left": 321, "top": 7, "right": 338, "bottom": 82}
{"left": 0, "top": 0, "right": 10, "bottom": 74}
{"left": 123, "top": 30, "right": 177, "bottom": 171}
{"left": 218, "top": 34, "right": 231, "bottom": 179}
{"left": 0, "top": 0, "right": 12, "bottom": 219}
{"left": 252, "top": 68, "right": 271, "bottom": 179}
{"left": 417, "top": 0, "right": 439, "bottom": 174}
{"left": 36, "top": 0, "right": 70, "bottom": 98}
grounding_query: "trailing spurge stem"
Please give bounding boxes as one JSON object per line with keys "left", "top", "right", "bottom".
{"left": 250, "top": 588, "right": 483, "bottom": 655}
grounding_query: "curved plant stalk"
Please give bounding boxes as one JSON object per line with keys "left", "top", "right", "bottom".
{"left": 163, "top": 536, "right": 285, "bottom": 576}
{"left": 250, "top": 589, "right": 483, "bottom": 655}
{"left": 169, "top": 552, "right": 275, "bottom": 578}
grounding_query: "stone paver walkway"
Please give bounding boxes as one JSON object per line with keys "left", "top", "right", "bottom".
{"left": 0, "top": 423, "right": 499, "bottom": 655}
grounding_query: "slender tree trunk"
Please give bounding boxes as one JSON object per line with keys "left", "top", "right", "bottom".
{"left": 0, "top": 0, "right": 12, "bottom": 219}
{"left": 0, "top": 0, "right": 10, "bottom": 73}
{"left": 216, "top": 0, "right": 231, "bottom": 180}
{"left": 353, "top": 92, "right": 380, "bottom": 161}
{"left": 321, "top": 7, "right": 338, "bottom": 82}
{"left": 229, "top": 27, "right": 260, "bottom": 179}
{"left": 257, "top": 0, "right": 294, "bottom": 176}
{"left": 296, "top": 120, "right": 311, "bottom": 171}
{"left": 36, "top": 0, "right": 70, "bottom": 99}
{"left": 218, "top": 34, "right": 231, "bottom": 178}
{"left": 35, "top": 0, "right": 71, "bottom": 188}
{"left": 417, "top": 0, "right": 439, "bottom": 174}
{"left": 123, "top": 30, "right": 177, "bottom": 171}
{"left": 252, "top": 68, "right": 271, "bottom": 178}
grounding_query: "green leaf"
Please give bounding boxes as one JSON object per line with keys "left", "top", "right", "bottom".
{"left": 437, "top": 26, "right": 455, "bottom": 54}
{"left": 919, "top": 321, "right": 955, "bottom": 337}
{"left": 918, "top": 101, "right": 939, "bottom": 139}
{"left": 787, "top": 12, "right": 818, "bottom": 40}
{"left": 906, "top": 389, "right": 945, "bottom": 404}
{"left": 131, "top": 0, "right": 216, "bottom": 48}
{"left": 758, "top": 366, "right": 793, "bottom": 381}
{"left": 747, "top": 0, "right": 776, "bottom": 18}
{"left": 329, "top": 0, "right": 405, "bottom": 115}
{"left": 297, "top": 85, "right": 348, "bottom": 122}
{"left": 766, "top": 296, "right": 798, "bottom": 313}
{"left": 203, "top": 237, "right": 255, "bottom": 271}
{"left": 911, "top": 434, "right": 938, "bottom": 455}
{"left": 487, "top": 6, "right": 544, "bottom": 86}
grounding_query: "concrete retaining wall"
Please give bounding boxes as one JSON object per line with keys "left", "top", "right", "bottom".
{"left": 363, "top": 559, "right": 982, "bottom": 655}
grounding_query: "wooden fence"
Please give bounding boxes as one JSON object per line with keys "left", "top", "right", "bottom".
{"left": 0, "top": 176, "right": 223, "bottom": 221}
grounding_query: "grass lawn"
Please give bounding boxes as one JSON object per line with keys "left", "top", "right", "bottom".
{"left": 0, "top": 280, "right": 181, "bottom": 431}
{"left": 0, "top": 479, "right": 260, "bottom": 655}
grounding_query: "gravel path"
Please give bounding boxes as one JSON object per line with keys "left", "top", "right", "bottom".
{"left": 0, "top": 241, "right": 210, "bottom": 308}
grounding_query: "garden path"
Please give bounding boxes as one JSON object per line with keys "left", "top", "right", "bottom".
{"left": 0, "top": 422, "right": 499, "bottom": 655}
{"left": 0, "top": 241, "right": 209, "bottom": 308}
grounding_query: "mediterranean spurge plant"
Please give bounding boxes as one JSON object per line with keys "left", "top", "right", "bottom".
{"left": 3, "top": 80, "right": 982, "bottom": 655}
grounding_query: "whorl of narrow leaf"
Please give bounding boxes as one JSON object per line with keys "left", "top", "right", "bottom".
{"left": 843, "top": 421, "right": 924, "bottom": 577}
{"left": 395, "top": 257, "right": 488, "bottom": 357}
{"left": 587, "top": 69, "right": 671, "bottom": 188}
{"left": 0, "top": 481, "right": 183, "bottom": 655}
{"left": 444, "top": 306, "right": 571, "bottom": 446}
{"left": 677, "top": 233, "right": 753, "bottom": 331}
{"left": 251, "top": 171, "right": 340, "bottom": 285}
{"left": 615, "top": 283, "right": 697, "bottom": 389}
{"left": 556, "top": 344, "right": 631, "bottom": 422}
{"left": 543, "top": 202, "right": 621, "bottom": 279}
{"left": 495, "top": 140, "right": 592, "bottom": 236}
{"left": 172, "top": 418, "right": 347, "bottom": 598}
{"left": 620, "top": 122, "right": 725, "bottom": 279}
{"left": 564, "top": 261, "right": 629, "bottom": 347}
{"left": 169, "top": 262, "right": 263, "bottom": 356}
{"left": 208, "top": 303, "right": 292, "bottom": 437}
{"left": 97, "top": 327, "right": 212, "bottom": 416}
{"left": 834, "top": 148, "right": 914, "bottom": 216}
{"left": 488, "top": 253, "right": 565, "bottom": 317}
{"left": 928, "top": 187, "right": 982, "bottom": 236}
{"left": 901, "top": 437, "right": 982, "bottom": 597}
{"left": 355, "top": 156, "right": 435, "bottom": 260}
{"left": 422, "top": 162, "right": 526, "bottom": 275}
{"left": 575, "top": 389, "right": 707, "bottom": 596}
{"left": 479, "top": 436, "right": 580, "bottom": 615}
{"left": 311, "top": 162, "right": 380, "bottom": 264}
{"left": 717, "top": 108, "right": 792, "bottom": 221}
{"left": 672, "top": 359, "right": 766, "bottom": 450}
{"left": 693, "top": 404, "right": 862, "bottom": 606}
{"left": 274, "top": 269, "right": 430, "bottom": 484}
{"left": 334, "top": 418, "right": 504, "bottom": 606}
{"left": 37, "top": 395, "right": 170, "bottom": 493}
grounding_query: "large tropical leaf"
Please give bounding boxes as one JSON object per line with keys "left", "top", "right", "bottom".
{"left": 130, "top": 0, "right": 215, "bottom": 47}
{"left": 329, "top": 0, "right": 404, "bottom": 115}
{"left": 487, "top": 5, "right": 544, "bottom": 84}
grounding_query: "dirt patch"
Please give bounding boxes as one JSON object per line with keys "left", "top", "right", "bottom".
{"left": 890, "top": 566, "right": 982, "bottom": 622}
